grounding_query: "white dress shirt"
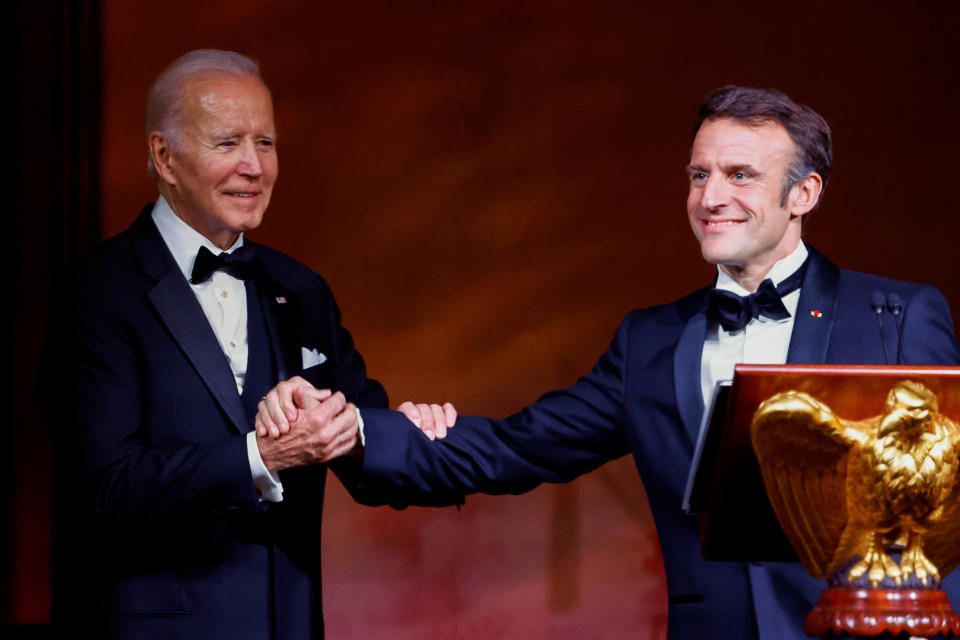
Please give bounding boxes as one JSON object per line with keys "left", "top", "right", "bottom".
{"left": 700, "top": 242, "right": 808, "bottom": 408}
{"left": 152, "top": 197, "right": 284, "bottom": 502}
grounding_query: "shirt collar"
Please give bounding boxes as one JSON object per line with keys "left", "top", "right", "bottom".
{"left": 151, "top": 195, "right": 244, "bottom": 282}
{"left": 715, "top": 241, "right": 808, "bottom": 297}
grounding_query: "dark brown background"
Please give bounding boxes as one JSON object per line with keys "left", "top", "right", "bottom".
{"left": 8, "top": 1, "right": 959, "bottom": 637}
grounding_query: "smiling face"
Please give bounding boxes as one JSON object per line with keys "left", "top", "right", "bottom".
{"left": 686, "top": 118, "right": 819, "bottom": 290}
{"left": 150, "top": 73, "right": 278, "bottom": 249}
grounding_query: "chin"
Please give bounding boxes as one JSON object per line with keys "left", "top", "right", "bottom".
{"left": 229, "top": 211, "right": 266, "bottom": 233}
{"left": 699, "top": 243, "right": 737, "bottom": 266}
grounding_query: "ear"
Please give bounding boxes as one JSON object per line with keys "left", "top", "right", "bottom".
{"left": 788, "top": 172, "right": 823, "bottom": 218}
{"left": 149, "top": 132, "right": 178, "bottom": 186}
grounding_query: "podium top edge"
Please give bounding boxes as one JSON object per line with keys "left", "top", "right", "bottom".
{"left": 734, "top": 364, "right": 960, "bottom": 377}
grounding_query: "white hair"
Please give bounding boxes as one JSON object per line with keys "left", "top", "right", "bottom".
{"left": 145, "top": 49, "right": 262, "bottom": 175}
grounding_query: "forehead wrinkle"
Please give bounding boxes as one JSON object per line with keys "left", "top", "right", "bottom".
{"left": 704, "top": 141, "right": 790, "bottom": 179}
{"left": 181, "top": 75, "right": 274, "bottom": 124}
{"left": 196, "top": 90, "right": 260, "bottom": 121}
{"left": 695, "top": 119, "right": 793, "bottom": 153}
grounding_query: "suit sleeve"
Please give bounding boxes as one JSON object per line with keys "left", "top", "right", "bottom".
{"left": 900, "top": 285, "right": 960, "bottom": 365}
{"left": 43, "top": 270, "right": 260, "bottom": 523}
{"left": 357, "top": 316, "right": 634, "bottom": 503}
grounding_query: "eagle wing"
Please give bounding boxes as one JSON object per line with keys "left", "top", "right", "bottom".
{"left": 920, "top": 419, "right": 960, "bottom": 577}
{"left": 750, "top": 391, "right": 862, "bottom": 578}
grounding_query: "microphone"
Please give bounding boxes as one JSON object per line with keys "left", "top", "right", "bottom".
{"left": 887, "top": 293, "right": 907, "bottom": 364}
{"left": 872, "top": 291, "right": 890, "bottom": 364}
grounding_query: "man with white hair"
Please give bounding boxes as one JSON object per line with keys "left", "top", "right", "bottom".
{"left": 42, "top": 49, "right": 444, "bottom": 638}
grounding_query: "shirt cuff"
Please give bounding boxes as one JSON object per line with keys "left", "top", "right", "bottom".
{"left": 356, "top": 407, "right": 366, "bottom": 447}
{"left": 246, "top": 430, "right": 284, "bottom": 502}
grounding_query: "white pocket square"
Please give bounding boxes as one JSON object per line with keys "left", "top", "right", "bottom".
{"left": 301, "top": 347, "right": 328, "bottom": 369}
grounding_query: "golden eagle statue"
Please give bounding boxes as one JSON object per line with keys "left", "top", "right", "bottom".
{"left": 751, "top": 380, "right": 960, "bottom": 589}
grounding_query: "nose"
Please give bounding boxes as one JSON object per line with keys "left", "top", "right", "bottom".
{"left": 236, "top": 140, "right": 263, "bottom": 177}
{"left": 699, "top": 174, "right": 729, "bottom": 211}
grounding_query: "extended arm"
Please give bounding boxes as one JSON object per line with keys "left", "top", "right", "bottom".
{"left": 356, "top": 319, "right": 634, "bottom": 502}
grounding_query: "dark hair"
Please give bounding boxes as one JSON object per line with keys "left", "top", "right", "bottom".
{"left": 694, "top": 86, "right": 832, "bottom": 208}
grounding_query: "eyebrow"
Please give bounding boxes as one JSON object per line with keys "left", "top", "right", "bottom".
{"left": 724, "top": 163, "right": 760, "bottom": 176}
{"left": 686, "top": 163, "right": 760, "bottom": 176}
{"left": 212, "top": 132, "right": 277, "bottom": 142}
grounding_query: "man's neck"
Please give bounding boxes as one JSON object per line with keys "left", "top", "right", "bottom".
{"left": 719, "top": 263, "right": 776, "bottom": 293}
{"left": 716, "top": 241, "right": 807, "bottom": 293}
{"left": 152, "top": 196, "right": 245, "bottom": 283}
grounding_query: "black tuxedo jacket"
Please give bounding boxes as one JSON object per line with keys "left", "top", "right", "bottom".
{"left": 43, "top": 206, "right": 388, "bottom": 639}
{"left": 360, "top": 247, "right": 960, "bottom": 639}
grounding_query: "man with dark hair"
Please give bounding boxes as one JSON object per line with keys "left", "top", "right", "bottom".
{"left": 261, "top": 85, "right": 960, "bottom": 638}
{"left": 694, "top": 85, "right": 833, "bottom": 210}
{"left": 42, "top": 49, "right": 445, "bottom": 639}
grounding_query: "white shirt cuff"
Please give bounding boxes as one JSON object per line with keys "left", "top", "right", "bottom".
{"left": 246, "top": 430, "right": 284, "bottom": 502}
{"left": 356, "top": 407, "right": 366, "bottom": 447}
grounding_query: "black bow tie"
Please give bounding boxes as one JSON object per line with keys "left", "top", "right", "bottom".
{"left": 190, "top": 244, "right": 257, "bottom": 284}
{"left": 707, "top": 260, "right": 807, "bottom": 333}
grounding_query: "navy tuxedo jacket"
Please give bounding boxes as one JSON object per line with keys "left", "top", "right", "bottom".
{"left": 360, "top": 248, "right": 960, "bottom": 639}
{"left": 43, "top": 206, "right": 389, "bottom": 639}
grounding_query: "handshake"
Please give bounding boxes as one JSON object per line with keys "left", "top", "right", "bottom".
{"left": 254, "top": 376, "right": 457, "bottom": 472}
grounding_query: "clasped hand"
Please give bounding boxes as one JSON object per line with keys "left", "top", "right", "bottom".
{"left": 255, "top": 376, "right": 456, "bottom": 470}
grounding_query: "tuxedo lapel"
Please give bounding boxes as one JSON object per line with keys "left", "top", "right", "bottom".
{"left": 787, "top": 247, "right": 839, "bottom": 364}
{"left": 131, "top": 209, "right": 250, "bottom": 434}
{"left": 674, "top": 291, "right": 710, "bottom": 445}
{"left": 252, "top": 251, "right": 302, "bottom": 384}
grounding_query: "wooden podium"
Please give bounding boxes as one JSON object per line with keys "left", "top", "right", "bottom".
{"left": 685, "top": 364, "right": 960, "bottom": 638}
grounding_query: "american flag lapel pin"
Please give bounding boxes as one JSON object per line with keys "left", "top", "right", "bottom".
{"left": 275, "top": 296, "right": 287, "bottom": 304}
